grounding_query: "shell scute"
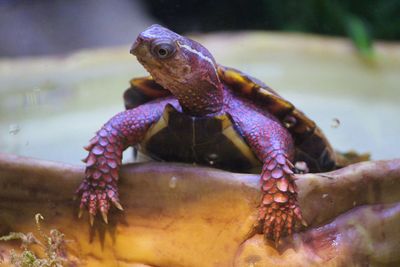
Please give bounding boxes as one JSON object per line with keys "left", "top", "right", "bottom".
{"left": 217, "top": 64, "right": 337, "bottom": 172}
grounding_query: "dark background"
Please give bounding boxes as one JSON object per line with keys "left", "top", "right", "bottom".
{"left": 0, "top": 0, "right": 399, "bottom": 57}
{"left": 147, "top": 0, "right": 400, "bottom": 39}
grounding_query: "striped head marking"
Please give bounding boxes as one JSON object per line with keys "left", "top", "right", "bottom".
{"left": 131, "top": 24, "right": 223, "bottom": 115}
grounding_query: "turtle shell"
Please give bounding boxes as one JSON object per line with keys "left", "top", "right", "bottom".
{"left": 139, "top": 104, "right": 261, "bottom": 173}
{"left": 124, "top": 76, "right": 170, "bottom": 110}
{"left": 124, "top": 66, "right": 337, "bottom": 172}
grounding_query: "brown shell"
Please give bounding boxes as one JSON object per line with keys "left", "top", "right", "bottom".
{"left": 124, "top": 76, "right": 170, "bottom": 110}
{"left": 217, "top": 65, "right": 336, "bottom": 172}
{"left": 140, "top": 104, "right": 261, "bottom": 173}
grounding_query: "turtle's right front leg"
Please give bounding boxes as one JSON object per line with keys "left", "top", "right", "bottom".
{"left": 77, "top": 98, "right": 176, "bottom": 225}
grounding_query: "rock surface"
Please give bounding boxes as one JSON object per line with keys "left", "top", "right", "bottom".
{"left": 0, "top": 153, "right": 399, "bottom": 266}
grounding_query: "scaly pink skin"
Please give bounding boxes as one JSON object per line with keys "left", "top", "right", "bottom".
{"left": 77, "top": 24, "right": 303, "bottom": 243}
{"left": 77, "top": 97, "right": 178, "bottom": 223}
{"left": 226, "top": 91, "right": 302, "bottom": 241}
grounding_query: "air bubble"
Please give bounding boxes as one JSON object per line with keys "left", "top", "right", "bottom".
{"left": 9, "top": 124, "right": 21, "bottom": 135}
{"left": 169, "top": 176, "right": 178, "bottom": 189}
{"left": 206, "top": 153, "right": 218, "bottom": 165}
{"left": 331, "top": 118, "right": 340, "bottom": 128}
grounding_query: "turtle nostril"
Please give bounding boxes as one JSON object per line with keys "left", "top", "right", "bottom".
{"left": 130, "top": 38, "right": 142, "bottom": 55}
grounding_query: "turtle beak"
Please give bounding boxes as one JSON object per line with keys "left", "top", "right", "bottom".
{"left": 130, "top": 39, "right": 140, "bottom": 56}
{"left": 130, "top": 36, "right": 162, "bottom": 68}
{"left": 131, "top": 35, "right": 147, "bottom": 56}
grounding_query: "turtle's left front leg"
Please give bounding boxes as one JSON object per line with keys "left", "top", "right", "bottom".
{"left": 229, "top": 107, "right": 304, "bottom": 244}
{"left": 257, "top": 147, "right": 304, "bottom": 243}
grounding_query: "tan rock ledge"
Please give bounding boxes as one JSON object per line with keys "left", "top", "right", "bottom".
{"left": 0, "top": 153, "right": 399, "bottom": 266}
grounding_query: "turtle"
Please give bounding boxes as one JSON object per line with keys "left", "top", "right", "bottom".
{"left": 77, "top": 24, "right": 337, "bottom": 243}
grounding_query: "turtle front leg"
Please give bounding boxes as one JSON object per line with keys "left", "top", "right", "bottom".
{"left": 77, "top": 98, "right": 175, "bottom": 224}
{"left": 228, "top": 105, "right": 304, "bottom": 244}
{"left": 259, "top": 149, "right": 303, "bottom": 243}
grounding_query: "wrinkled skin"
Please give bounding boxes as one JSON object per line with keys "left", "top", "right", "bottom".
{"left": 77, "top": 25, "right": 305, "bottom": 242}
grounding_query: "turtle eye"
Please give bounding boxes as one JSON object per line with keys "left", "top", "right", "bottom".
{"left": 151, "top": 41, "right": 176, "bottom": 59}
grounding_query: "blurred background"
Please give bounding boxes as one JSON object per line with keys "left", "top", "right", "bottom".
{"left": 0, "top": 0, "right": 399, "bottom": 164}
{"left": 1, "top": 0, "right": 400, "bottom": 57}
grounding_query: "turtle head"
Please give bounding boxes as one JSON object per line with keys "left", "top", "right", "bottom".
{"left": 131, "top": 24, "right": 223, "bottom": 116}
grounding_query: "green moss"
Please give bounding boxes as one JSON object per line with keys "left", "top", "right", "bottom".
{"left": 0, "top": 214, "right": 66, "bottom": 267}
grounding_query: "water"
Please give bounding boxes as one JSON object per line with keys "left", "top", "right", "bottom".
{"left": 1, "top": 33, "right": 399, "bottom": 163}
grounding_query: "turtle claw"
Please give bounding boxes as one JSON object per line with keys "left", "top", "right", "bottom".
{"left": 89, "top": 214, "right": 95, "bottom": 226}
{"left": 78, "top": 208, "right": 83, "bottom": 219}
{"left": 77, "top": 182, "right": 122, "bottom": 226}
{"left": 112, "top": 200, "right": 124, "bottom": 211}
{"left": 274, "top": 238, "right": 280, "bottom": 248}
{"left": 259, "top": 207, "right": 296, "bottom": 245}
{"left": 101, "top": 211, "right": 108, "bottom": 224}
